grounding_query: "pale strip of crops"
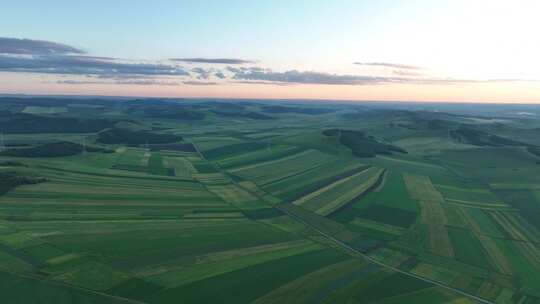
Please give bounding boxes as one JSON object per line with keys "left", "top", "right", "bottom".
{"left": 238, "top": 181, "right": 267, "bottom": 197}
{"left": 445, "top": 199, "right": 511, "bottom": 210}
{"left": 260, "top": 215, "right": 307, "bottom": 233}
{"left": 490, "top": 213, "right": 540, "bottom": 269}
{"left": 142, "top": 241, "right": 322, "bottom": 287}
{"left": 15, "top": 219, "right": 250, "bottom": 236}
{"left": 206, "top": 184, "right": 265, "bottom": 210}
{"left": 459, "top": 207, "right": 513, "bottom": 275}
{"left": 264, "top": 160, "right": 362, "bottom": 198}
{"left": 403, "top": 174, "right": 454, "bottom": 258}
{"left": 47, "top": 253, "right": 81, "bottom": 265}
{"left": 313, "top": 168, "right": 384, "bottom": 216}
{"left": 410, "top": 262, "right": 460, "bottom": 284}
{"left": 476, "top": 236, "right": 513, "bottom": 275}
{"left": 489, "top": 183, "right": 540, "bottom": 190}
{"left": 193, "top": 173, "right": 229, "bottom": 185}
{"left": 369, "top": 247, "right": 409, "bottom": 268}
{"left": 490, "top": 212, "right": 529, "bottom": 242}
{"left": 163, "top": 156, "right": 195, "bottom": 178}
{"left": 349, "top": 218, "right": 405, "bottom": 236}
{"left": 183, "top": 212, "right": 244, "bottom": 219}
{"left": 373, "top": 169, "right": 389, "bottom": 192}
{"left": 194, "top": 239, "right": 313, "bottom": 264}
{"left": 231, "top": 149, "right": 334, "bottom": 186}
{"left": 434, "top": 184, "right": 496, "bottom": 195}
{"left": 251, "top": 259, "right": 365, "bottom": 304}
{"left": 503, "top": 213, "right": 540, "bottom": 243}
{"left": 377, "top": 155, "right": 446, "bottom": 171}
{"left": 141, "top": 151, "right": 151, "bottom": 166}
{"left": 293, "top": 167, "right": 370, "bottom": 206}
{"left": 10, "top": 182, "right": 209, "bottom": 197}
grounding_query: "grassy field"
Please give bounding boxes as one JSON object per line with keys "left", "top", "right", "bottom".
{"left": 1, "top": 98, "right": 539, "bottom": 303}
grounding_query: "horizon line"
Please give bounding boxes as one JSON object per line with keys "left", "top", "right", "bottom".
{"left": 1, "top": 92, "right": 538, "bottom": 106}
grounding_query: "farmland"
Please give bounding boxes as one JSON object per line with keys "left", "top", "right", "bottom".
{"left": 0, "top": 97, "right": 540, "bottom": 303}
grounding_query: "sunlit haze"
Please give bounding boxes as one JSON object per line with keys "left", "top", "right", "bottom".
{"left": 1, "top": 0, "right": 539, "bottom": 103}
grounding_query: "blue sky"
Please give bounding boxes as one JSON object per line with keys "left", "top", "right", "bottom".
{"left": 2, "top": 1, "right": 393, "bottom": 60}
{"left": 1, "top": 0, "right": 540, "bottom": 102}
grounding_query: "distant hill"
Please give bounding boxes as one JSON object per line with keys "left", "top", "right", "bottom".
{"left": 0, "top": 111, "right": 116, "bottom": 134}
{"left": 450, "top": 128, "right": 529, "bottom": 147}
{"left": 323, "top": 129, "right": 406, "bottom": 157}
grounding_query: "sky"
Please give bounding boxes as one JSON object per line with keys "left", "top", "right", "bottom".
{"left": 1, "top": 0, "right": 540, "bottom": 103}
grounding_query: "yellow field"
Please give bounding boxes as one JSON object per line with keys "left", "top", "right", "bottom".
{"left": 404, "top": 174, "right": 454, "bottom": 258}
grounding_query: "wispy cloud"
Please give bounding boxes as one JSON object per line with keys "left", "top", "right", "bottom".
{"left": 230, "top": 67, "right": 535, "bottom": 86}
{"left": 191, "top": 67, "right": 213, "bottom": 79}
{"left": 232, "top": 68, "right": 400, "bottom": 85}
{"left": 214, "top": 71, "right": 226, "bottom": 79}
{"left": 171, "top": 58, "right": 254, "bottom": 64}
{"left": 3, "top": 37, "right": 536, "bottom": 89}
{"left": 393, "top": 69, "right": 423, "bottom": 77}
{"left": 183, "top": 80, "right": 219, "bottom": 86}
{"left": 57, "top": 79, "right": 181, "bottom": 86}
{"left": 232, "top": 80, "right": 292, "bottom": 86}
{"left": 0, "top": 37, "right": 84, "bottom": 55}
{"left": 0, "top": 54, "right": 189, "bottom": 77}
{"left": 57, "top": 80, "right": 103, "bottom": 85}
{"left": 354, "top": 62, "right": 421, "bottom": 70}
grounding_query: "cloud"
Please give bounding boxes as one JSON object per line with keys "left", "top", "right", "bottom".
{"left": 226, "top": 66, "right": 241, "bottom": 73}
{"left": 0, "top": 54, "right": 189, "bottom": 77}
{"left": 57, "top": 80, "right": 103, "bottom": 85}
{"left": 393, "top": 70, "right": 423, "bottom": 77}
{"left": 191, "top": 67, "right": 213, "bottom": 79}
{"left": 232, "top": 80, "right": 292, "bottom": 86}
{"left": 229, "top": 67, "right": 531, "bottom": 86}
{"left": 354, "top": 62, "right": 421, "bottom": 70}
{"left": 57, "top": 79, "right": 181, "bottom": 86}
{"left": 0, "top": 37, "right": 84, "bottom": 55}
{"left": 171, "top": 57, "right": 254, "bottom": 64}
{"left": 117, "top": 79, "right": 180, "bottom": 86}
{"left": 183, "top": 80, "right": 219, "bottom": 86}
{"left": 6, "top": 37, "right": 536, "bottom": 89}
{"left": 232, "top": 68, "right": 400, "bottom": 85}
{"left": 214, "top": 71, "right": 226, "bottom": 79}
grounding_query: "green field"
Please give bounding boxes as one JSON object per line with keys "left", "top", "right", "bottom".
{"left": 1, "top": 97, "right": 539, "bottom": 303}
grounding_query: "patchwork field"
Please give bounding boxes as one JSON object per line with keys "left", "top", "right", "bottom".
{"left": 403, "top": 174, "right": 454, "bottom": 258}
{"left": 1, "top": 98, "right": 539, "bottom": 303}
